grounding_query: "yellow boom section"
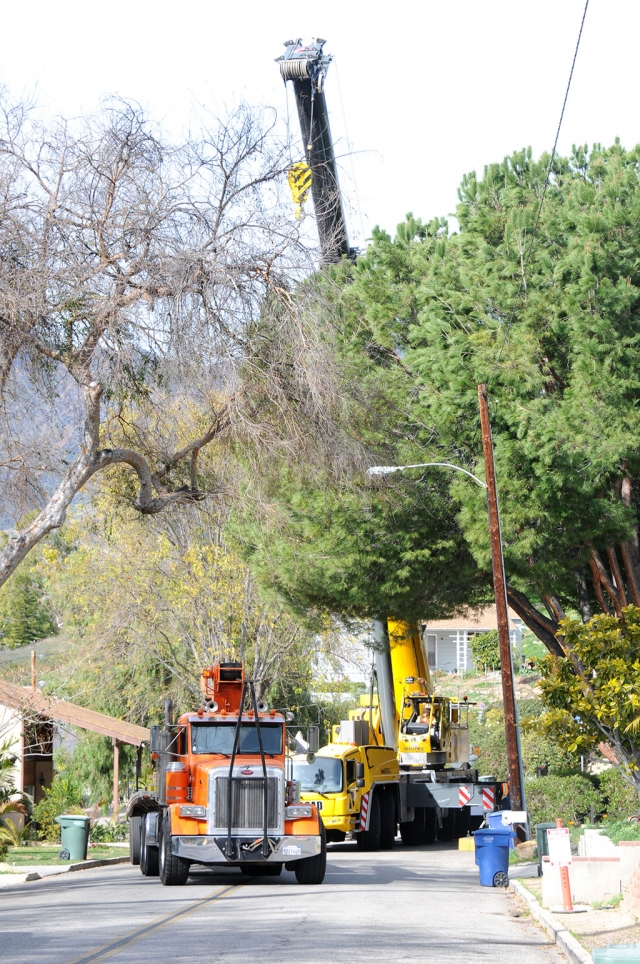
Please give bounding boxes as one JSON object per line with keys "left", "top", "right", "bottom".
{"left": 387, "top": 619, "right": 433, "bottom": 722}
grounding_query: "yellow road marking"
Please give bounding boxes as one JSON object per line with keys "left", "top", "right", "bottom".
{"left": 64, "top": 883, "right": 241, "bottom": 964}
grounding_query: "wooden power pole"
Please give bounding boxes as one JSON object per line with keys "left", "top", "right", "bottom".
{"left": 478, "top": 385, "right": 526, "bottom": 818}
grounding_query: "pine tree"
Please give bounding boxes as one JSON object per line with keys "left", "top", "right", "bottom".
{"left": 0, "top": 571, "right": 56, "bottom": 649}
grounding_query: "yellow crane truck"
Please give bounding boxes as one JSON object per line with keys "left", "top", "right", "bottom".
{"left": 292, "top": 721, "right": 399, "bottom": 851}
{"left": 292, "top": 619, "right": 501, "bottom": 849}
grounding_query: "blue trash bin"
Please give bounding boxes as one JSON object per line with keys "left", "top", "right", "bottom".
{"left": 473, "top": 827, "right": 514, "bottom": 886}
{"left": 486, "top": 811, "right": 515, "bottom": 848}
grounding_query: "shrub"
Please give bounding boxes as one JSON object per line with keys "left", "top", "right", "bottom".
{"left": 525, "top": 774, "right": 602, "bottom": 827}
{"left": 469, "top": 631, "right": 500, "bottom": 671}
{"left": 90, "top": 822, "right": 128, "bottom": 843}
{"left": 600, "top": 819, "right": 640, "bottom": 843}
{"left": 598, "top": 767, "right": 640, "bottom": 821}
{"left": 32, "top": 773, "right": 84, "bottom": 842}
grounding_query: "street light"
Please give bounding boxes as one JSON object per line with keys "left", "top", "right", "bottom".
{"left": 368, "top": 462, "right": 486, "bottom": 488}
{"left": 367, "top": 403, "right": 527, "bottom": 826}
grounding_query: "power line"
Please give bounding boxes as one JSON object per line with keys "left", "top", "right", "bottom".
{"left": 489, "top": 0, "right": 590, "bottom": 382}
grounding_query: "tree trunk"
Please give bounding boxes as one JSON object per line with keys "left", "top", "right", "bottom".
{"left": 506, "top": 584, "right": 565, "bottom": 657}
{"left": 575, "top": 571, "right": 593, "bottom": 623}
{"left": 620, "top": 475, "right": 640, "bottom": 606}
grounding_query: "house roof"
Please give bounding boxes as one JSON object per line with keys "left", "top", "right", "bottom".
{"left": 422, "top": 604, "right": 522, "bottom": 633}
{"left": 0, "top": 679, "right": 149, "bottom": 746}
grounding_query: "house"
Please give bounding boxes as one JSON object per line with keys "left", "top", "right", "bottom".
{"left": 0, "top": 679, "right": 149, "bottom": 817}
{"left": 422, "top": 605, "right": 524, "bottom": 673}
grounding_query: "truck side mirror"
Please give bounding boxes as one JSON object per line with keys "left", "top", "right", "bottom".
{"left": 150, "top": 725, "right": 161, "bottom": 754}
{"left": 355, "top": 761, "right": 365, "bottom": 787}
{"left": 307, "top": 725, "right": 320, "bottom": 754}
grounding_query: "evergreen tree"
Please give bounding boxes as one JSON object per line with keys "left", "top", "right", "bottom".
{"left": 0, "top": 570, "right": 56, "bottom": 649}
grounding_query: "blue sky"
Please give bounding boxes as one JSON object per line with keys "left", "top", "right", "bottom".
{"left": 2, "top": 0, "right": 638, "bottom": 247}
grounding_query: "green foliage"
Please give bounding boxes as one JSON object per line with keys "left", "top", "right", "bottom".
{"left": 598, "top": 768, "right": 640, "bottom": 821}
{"left": 525, "top": 774, "right": 602, "bottom": 827}
{"left": 32, "top": 774, "right": 84, "bottom": 842}
{"left": 237, "top": 143, "right": 640, "bottom": 634}
{"left": 600, "top": 819, "right": 640, "bottom": 842}
{"left": 90, "top": 822, "right": 128, "bottom": 843}
{"left": 470, "top": 700, "right": 579, "bottom": 780}
{"left": 469, "top": 631, "right": 501, "bottom": 671}
{"left": 64, "top": 735, "right": 136, "bottom": 809}
{"left": 0, "top": 570, "right": 56, "bottom": 649}
{"left": 533, "top": 607, "right": 640, "bottom": 798}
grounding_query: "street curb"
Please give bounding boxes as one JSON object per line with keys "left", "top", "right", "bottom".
{"left": 24, "top": 856, "right": 130, "bottom": 882}
{"left": 510, "top": 879, "right": 592, "bottom": 964}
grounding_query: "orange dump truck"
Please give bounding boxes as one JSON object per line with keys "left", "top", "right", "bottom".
{"left": 126, "top": 661, "right": 326, "bottom": 885}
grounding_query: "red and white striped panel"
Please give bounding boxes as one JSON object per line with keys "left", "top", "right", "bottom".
{"left": 482, "top": 787, "right": 496, "bottom": 811}
{"left": 458, "top": 786, "right": 471, "bottom": 807}
{"left": 360, "top": 792, "right": 370, "bottom": 830}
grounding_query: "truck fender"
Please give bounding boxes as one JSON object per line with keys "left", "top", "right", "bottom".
{"left": 144, "top": 810, "right": 161, "bottom": 848}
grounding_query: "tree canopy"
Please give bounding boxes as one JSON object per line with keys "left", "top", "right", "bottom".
{"left": 236, "top": 142, "right": 640, "bottom": 651}
{"left": 532, "top": 606, "right": 640, "bottom": 802}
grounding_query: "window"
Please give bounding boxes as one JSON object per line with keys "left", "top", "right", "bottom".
{"left": 426, "top": 633, "right": 437, "bottom": 669}
{"left": 190, "top": 722, "right": 283, "bottom": 755}
{"left": 345, "top": 758, "right": 356, "bottom": 787}
{"left": 292, "top": 757, "right": 343, "bottom": 793}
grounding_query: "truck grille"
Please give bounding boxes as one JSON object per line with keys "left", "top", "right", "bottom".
{"left": 209, "top": 770, "right": 283, "bottom": 834}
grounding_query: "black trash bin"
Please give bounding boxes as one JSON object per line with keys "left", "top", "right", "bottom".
{"left": 535, "top": 822, "right": 555, "bottom": 877}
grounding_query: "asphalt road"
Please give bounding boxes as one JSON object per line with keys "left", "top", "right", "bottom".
{"left": 1, "top": 841, "right": 566, "bottom": 964}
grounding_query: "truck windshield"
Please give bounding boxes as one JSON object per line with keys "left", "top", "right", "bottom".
{"left": 191, "top": 722, "right": 282, "bottom": 755}
{"left": 292, "top": 757, "right": 343, "bottom": 793}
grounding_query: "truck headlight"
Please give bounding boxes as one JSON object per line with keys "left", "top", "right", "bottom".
{"left": 285, "top": 805, "right": 313, "bottom": 819}
{"left": 179, "top": 805, "right": 206, "bottom": 818}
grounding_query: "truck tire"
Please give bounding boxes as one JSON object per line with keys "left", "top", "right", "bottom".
{"left": 378, "top": 791, "right": 397, "bottom": 850}
{"left": 356, "top": 793, "right": 381, "bottom": 851}
{"left": 294, "top": 823, "right": 326, "bottom": 885}
{"left": 140, "top": 814, "right": 159, "bottom": 877}
{"left": 159, "top": 819, "right": 189, "bottom": 886}
{"left": 400, "top": 806, "right": 426, "bottom": 846}
{"left": 129, "top": 815, "right": 142, "bottom": 866}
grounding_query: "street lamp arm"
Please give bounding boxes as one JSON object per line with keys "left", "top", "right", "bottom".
{"left": 368, "top": 462, "right": 486, "bottom": 488}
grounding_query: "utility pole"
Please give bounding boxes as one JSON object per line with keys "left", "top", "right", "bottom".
{"left": 478, "top": 385, "right": 526, "bottom": 820}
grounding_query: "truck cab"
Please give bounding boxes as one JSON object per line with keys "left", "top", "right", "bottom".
{"left": 292, "top": 719, "right": 399, "bottom": 852}
{"left": 127, "top": 661, "right": 327, "bottom": 885}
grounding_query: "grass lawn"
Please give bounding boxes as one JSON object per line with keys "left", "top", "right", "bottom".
{"left": 3, "top": 844, "right": 129, "bottom": 867}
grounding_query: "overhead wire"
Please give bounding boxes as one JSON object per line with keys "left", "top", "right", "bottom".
{"left": 487, "top": 0, "right": 590, "bottom": 385}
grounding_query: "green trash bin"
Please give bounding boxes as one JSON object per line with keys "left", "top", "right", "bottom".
{"left": 55, "top": 814, "right": 90, "bottom": 861}
{"left": 593, "top": 947, "right": 640, "bottom": 962}
{"left": 535, "top": 822, "right": 556, "bottom": 877}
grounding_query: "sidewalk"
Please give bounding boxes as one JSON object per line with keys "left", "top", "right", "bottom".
{"left": 0, "top": 855, "right": 129, "bottom": 888}
{"left": 513, "top": 868, "right": 640, "bottom": 963}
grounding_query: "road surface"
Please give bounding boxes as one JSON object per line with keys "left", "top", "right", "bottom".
{"left": 1, "top": 841, "right": 565, "bottom": 964}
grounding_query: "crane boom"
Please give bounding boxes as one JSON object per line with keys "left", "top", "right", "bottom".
{"left": 276, "top": 39, "right": 352, "bottom": 264}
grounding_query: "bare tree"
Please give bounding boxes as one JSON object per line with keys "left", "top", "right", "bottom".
{"left": 0, "top": 93, "right": 310, "bottom": 586}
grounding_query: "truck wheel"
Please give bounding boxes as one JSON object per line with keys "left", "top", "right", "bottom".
{"left": 159, "top": 820, "right": 189, "bottom": 886}
{"left": 240, "top": 863, "right": 282, "bottom": 877}
{"left": 378, "top": 791, "right": 397, "bottom": 850}
{"left": 424, "top": 807, "right": 437, "bottom": 845}
{"left": 400, "top": 806, "right": 426, "bottom": 846}
{"left": 129, "top": 816, "right": 142, "bottom": 866}
{"left": 294, "top": 823, "right": 327, "bottom": 885}
{"left": 356, "top": 793, "right": 381, "bottom": 851}
{"left": 140, "top": 814, "right": 159, "bottom": 877}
